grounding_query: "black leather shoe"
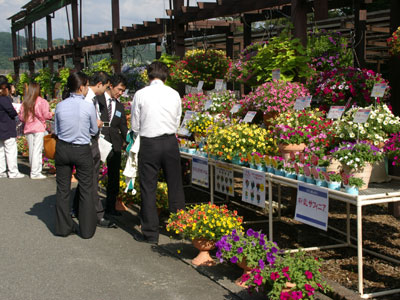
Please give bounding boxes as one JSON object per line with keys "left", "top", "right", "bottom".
{"left": 133, "top": 232, "right": 158, "bottom": 245}
{"left": 97, "top": 218, "right": 118, "bottom": 228}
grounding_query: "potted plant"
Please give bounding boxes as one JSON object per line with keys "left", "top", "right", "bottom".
{"left": 186, "top": 112, "right": 214, "bottom": 138}
{"left": 284, "top": 162, "right": 297, "bottom": 179}
{"left": 167, "top": 203, "right": 243, "bottom": 266}
{"left": 342, "top": 175, "right": 364, "bottom": 195}
{"left": 387, "top": 26, "right": 400, "bottom": 57}
{"left": 384, "top": 132, "right": 400, "bottom": 166}
{"left": 215, "top": 228, "right": 280, "bottom": 287}
{"left": 327, "top": 172, "right": 342, "bottom": 190}
{"left": 181, "top": 92, "right": 208, "bottom": 113}
{"left": 243, "top": 250, "right": 329, "bottom": 300}
{"left": 333, "top": 104, "right": 400, "bottom": 146}
{"left": 330, "top": 141, "right": 383, "bottom": 190}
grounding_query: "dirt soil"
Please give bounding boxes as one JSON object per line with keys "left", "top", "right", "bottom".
{"left": 182, "top": 175, "right": 400, "bottom": 300}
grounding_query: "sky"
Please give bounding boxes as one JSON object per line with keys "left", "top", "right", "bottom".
{"left": 0, "top": 0, "right": 173, "bottom": 39}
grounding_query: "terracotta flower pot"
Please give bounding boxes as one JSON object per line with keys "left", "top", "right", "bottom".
{"left": 280, "top": 282, "right": 296, "bottom": 299}
{"left": 235, "top": 258, "right": 252, "bottom": 288}
{"left": 191, "top": 238, "right": 216, "bottom": 266}
{"left": 278, "top": 143, "right": 306, "bottom": 161}
{"left": 342, "top": 163, "right": 373, "bottom": 190}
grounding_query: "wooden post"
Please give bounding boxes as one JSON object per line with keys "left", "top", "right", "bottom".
{"left": 156, "top": 40, "right": 162, "bottom": 59}
{"left": 111, "top": 0, "right": 122, "bottom": 73}
{"left": 46, "top": 15, "right": 54, "bottom": 73}
{"left": 242, "top": 15, "right": 251, "bottom": 48}
{"left": 388, "top": 0, "right": 400, "bottom": 217}
{"left": 314, "top": 0, "right": 328, "bottom": 21}
{"left": 354, "top": 1, "right": 366, "bottom": 68}
{"left": 173, "top": 0, "right": 185, "bottom": 58}
{"left": 11, "top": 29, "right": 20, "bottom": 78}
{"left": 291, "top": 0, "right": 307, "bottom": 47}
{"left": 226, "top": 29, "right": 234, "bottom": 59}
{"left": 27, "top": 24, "right": 35, "bottom": 74}
{"left": 71, "top": 0, "right": 83, "bottom": 71}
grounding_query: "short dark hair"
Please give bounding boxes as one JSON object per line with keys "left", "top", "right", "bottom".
{"left": 89, "top": 71, "right": 110, "bottom": 86}
{"left": 110, "top": 74, "right": 127, "bottom": 87}
{"left": 147, "top": 61, "right": 169, "bottom": 82}
{"left": 0, "top": 75, "right": 8, "bottom": 88}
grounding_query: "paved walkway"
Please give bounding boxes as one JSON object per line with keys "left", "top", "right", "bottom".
{"left": 0, "top": 160, "right": 239, "bottom": 300}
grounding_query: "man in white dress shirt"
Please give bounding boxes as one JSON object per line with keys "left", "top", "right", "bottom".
{"left": 131, "top": 61, "right": 186, "bottom": 244}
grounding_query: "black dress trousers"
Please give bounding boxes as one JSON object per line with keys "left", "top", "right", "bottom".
{"left": 138, "top": 134, "right": 185, "bottom": 242}
{"left": 105, "top": 149, "right": 122, "bottom": 214}
{"left": 73, "top": 137, "right": 105, "bottom": 220}
{"left": 55, "top": 140, "right": 97, "bottom": 239}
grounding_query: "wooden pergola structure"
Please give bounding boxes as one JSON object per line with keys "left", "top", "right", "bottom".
{"left": 8, "top": 0, "right": 398, "bottom": 76}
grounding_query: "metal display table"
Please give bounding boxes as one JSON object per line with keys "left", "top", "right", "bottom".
{"left": 180, "top": 152, "right": 400, "bottom": 298}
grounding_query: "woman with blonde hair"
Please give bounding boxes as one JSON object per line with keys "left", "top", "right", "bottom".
{"left": 19, "top": 82, "right": 53, "bottom": 179}
{"left": 0, "top": 75, "right": 24, "bottom": 178}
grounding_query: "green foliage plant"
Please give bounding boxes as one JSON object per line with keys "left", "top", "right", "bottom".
{"left": 34, "top": 68, "right": 54, "bottom": 98}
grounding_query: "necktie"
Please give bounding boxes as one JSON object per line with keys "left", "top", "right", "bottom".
{"left": 108, "top": 99, "right": 113, "bottom": 121}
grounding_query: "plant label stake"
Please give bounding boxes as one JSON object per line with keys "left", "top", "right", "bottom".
{"left": 197, "top": 80, "right": 204, "bottom": 92}
{"left": 370, "top": 83, "right": 387, "bottom": 107}
{"left": 243, "top": 111, "right": 257, "bottom": 123}
{"left": 327, "top": 106, "right": 345, "bottom": 120}
{"left": 294, "top": 97, "right": 311, "bottom": 111}
{"left": 353, "top": 108, "right": 371, "bottom": 143}
{"left": 272, "top": 69, "right": 281, "bottom": 81}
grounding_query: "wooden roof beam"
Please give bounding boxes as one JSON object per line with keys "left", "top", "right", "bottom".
{"left": 197, "top": 2, "right": 218, "bottom": 10}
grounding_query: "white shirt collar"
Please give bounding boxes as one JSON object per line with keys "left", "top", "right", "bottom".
{"left": 150, "top": 79, "right": 164, "bottom": 86}
{"left": 85, "top": 87, "right": 96, "bottom": 103}
{"left": 105, "top": 91, "right": 120, "bottom": 102}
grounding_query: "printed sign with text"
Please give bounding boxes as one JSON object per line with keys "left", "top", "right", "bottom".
{"left": 192, "top": 156, "right": 209, "bottom": 188}
{"left": 327, "top": 106, "right": 345, "bottom": 119}
{"left": 242, "top": 168, "right": 266, "bottom": 208}
{"left": 215, "top": 163, "right": 234, "bottom": 196}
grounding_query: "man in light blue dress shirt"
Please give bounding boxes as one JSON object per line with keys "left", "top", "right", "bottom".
{"left": 54, "top": 72, "right": 99, "bottom": 239}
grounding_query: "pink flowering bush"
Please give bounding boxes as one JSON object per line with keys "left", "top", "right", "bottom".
{"left": 240, "top": 80, "right": 310, "bottom": 114}
{"left": 270, "top": 109, "right": 329, "bottom": 145}
{"left": 181, "top": 93, "right": 208, "bottom": 113}
{"left": 384, "top": 133, "right": 400, "bottom": 166}
{"left": 312, "top": 67, "right": 390, "bottom": 109}
{"left": 243, "top": 251, "right": 329, "bottom": 300}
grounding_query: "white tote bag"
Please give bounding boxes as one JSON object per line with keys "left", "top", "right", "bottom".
{"left": 98, "top": 135, "right": 113, "bottom": 162}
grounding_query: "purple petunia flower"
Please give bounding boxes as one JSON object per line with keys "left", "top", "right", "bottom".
{"left": 246, "top": 228, "right": 255, "bottom": 237}
{"left": 237, "top": 247, "right": 243, "bottom": 254}
{"left": 230, "top": 256, "right": 238, "bottom": 263}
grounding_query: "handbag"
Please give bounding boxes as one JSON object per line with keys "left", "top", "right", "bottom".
{"left": 43, "top": 134, "right": 57, "bottom": 159}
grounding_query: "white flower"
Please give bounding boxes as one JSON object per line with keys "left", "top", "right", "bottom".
{"left": 364, "top": 123, "right": 369, "bottom": 127}
{"left": 350, "top": 132, "right": 355, "bottom": 138}
{"left": 355, "top": 157, "right": 360, "bottom": 162}
{"left": 383, "top": 121, "right": 388, "bottom": 125}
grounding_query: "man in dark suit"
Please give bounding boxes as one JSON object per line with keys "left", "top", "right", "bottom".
{"left": 97, "top": 74, "right": 128, "bottom": 216}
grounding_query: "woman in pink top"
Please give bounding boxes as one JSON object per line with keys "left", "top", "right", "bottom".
{"left": 19, "top": 83, "right": 53, "bottom": 179}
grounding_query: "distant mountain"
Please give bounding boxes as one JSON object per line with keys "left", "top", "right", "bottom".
{"left": 0, "top": 32, "right": 66, "bottom": 72}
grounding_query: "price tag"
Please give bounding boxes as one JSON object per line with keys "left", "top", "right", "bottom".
{"left": 327, "top": 106, "right": 345, "bottom": 119}
{"left": 230, "top": 104, "right": 241, "bottom": 114}
{"left": 294, "top": 97, "right": 311, "bottom": 111}
{"left": 215, "top": 79, "right": 224, "bottom": 91}
{"left": 272, "top": 69, "right": 281, "bottom": 81}
{"left": 295, "top": 183, "right": 329, "bottom": 231}
{"left": 197, "top": 81, "right": 204, "bottom": 91}
{"left": 353, "top": 109, "right": 371, "bottom": 123}
{"left": 243, "top": 111, "right": 257, "bottom": 123}
{"left": 371, "top": 83, "right": 387, "bottom": 98}
{"left": 204, "top": 100, "right": 213, "bottom": 111}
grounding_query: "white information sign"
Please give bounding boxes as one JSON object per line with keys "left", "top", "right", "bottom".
{"left": 327, "top": 106, "right": 345, "bottom": 120}
{"left": 191, "top": 156, "right": 209, "bottom": 188}
{"left": 242, "top": 168, "right": 266, "bottom": 208}
{"left": 243, "top": 111, "right": 257, "bottom": 123}
{"left": 230, "top": 104, "right": 242, "bottom": 114}
{"left": 294, "top": 183, "right": 329, "bottom": 231}
{"left": 215, "top": 79, "right": 224, "bottom": 91}
{"left": 353, "top": 109, "right": 371, "bottom": 124}
{"left": 371, "top": 83, "right": 387, "bottom": 98}
{"left": 12, "top": 103, "right": 22, "bottom": 113}
{"left": 215, "top": 163, "right": 234, "bottom": 196}
{"left": 294, "top": 97, "right": 311, "bottom": 111}
{"left": 197, "top": 80, "right": 204, "bottom": 91}
{"left": 204, "top": 100, "right": 213, "bottom": 111}
{"left": 178, "top": 110, "right": 195, "bottom": 136}
{"left": 272, "top": 69, "right": 281, "bottom": 81}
